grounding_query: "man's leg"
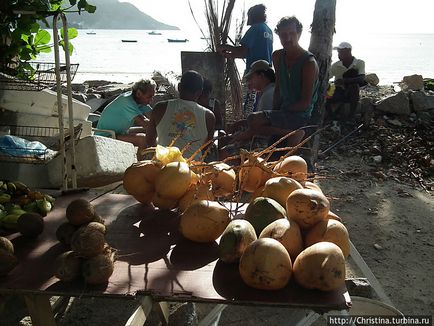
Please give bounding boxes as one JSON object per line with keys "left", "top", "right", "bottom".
{"left": 345, "top": 84, "right": 360, "bottom": 124}
{"left": 116, "top": 134, "right": 147, "bottom": 160}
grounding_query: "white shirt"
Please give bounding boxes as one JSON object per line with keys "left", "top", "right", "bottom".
{"left": 156, "top": 99, "right": 208, "bottom": 160}
{"left": 330, "top": 57, "right": 365, "bottom": 80}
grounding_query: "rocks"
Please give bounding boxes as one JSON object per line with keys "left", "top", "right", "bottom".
{"left": 400, "top": 74, "right": 424, "bottom": 91}
{"left": 365, "top": 73, "right": 379, "bottom": 86}
{"left": 410, "top": 91, "right": 434, "bottom": 111}
{"left": 375, "top": 92, "right": 411, "bottom": 115}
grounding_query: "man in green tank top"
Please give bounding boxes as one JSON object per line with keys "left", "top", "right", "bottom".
{"left": 231, "top": 16, "right": 319, "bottom": 146}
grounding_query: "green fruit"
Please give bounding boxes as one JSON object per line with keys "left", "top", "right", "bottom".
{"left": 23, "top": 201, "right": 39, "bottom": 213}
{"left": 244, "top": 197, "right": 287, "bottom": 236}
{"left": 36, "top": 199, "right": 52, "bottom": 216}
{"left": 13, "top": 181, "right": 30, "bottom": 195}
{"left": 0, "top": 193, "right": 11, "bottom": 204}
{"left": 219, "top": 219, "right": 257, "bottom": 263}
{"left": 6, "top": 182, "right": 16, "bottom": 194}
{"left": 1, "top": 213, "right": 22, "bottom": 229}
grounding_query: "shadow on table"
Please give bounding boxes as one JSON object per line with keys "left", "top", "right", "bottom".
{"left": 106, "top": 204, "right": 181, "bottom": 265}
{"left": 170, "top": 239, "right": 219, "bottom": 270}
{"left": 212, "top": 260, "right": 350, "bottom": 311}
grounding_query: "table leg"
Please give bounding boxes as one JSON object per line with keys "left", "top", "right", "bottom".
{"left": 198, "top": 304, "right": 227, "bottom": 326}
{"left": 23, "top": 294, "right": 56, "bottom": 326}
{"left": 153, "top": 301, "right": 169, "bottom": 326}
{"left": 126, "top": 296, "right": 153, "bottom": 326}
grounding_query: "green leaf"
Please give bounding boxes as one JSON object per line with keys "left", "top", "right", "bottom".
{"left": 86, "top": 4, "right": 97, "bottom": 13}
{"left": 67, "top": 28, "right": 78, "bottom": 40}
{"left": 59, "top": 40, "right": 74, "bottom": 56}
{"left": 78, "top": 0, "right": 87, "bottom": 10}
{"left": 36, "top": 45, "right": 52, "bottom": 53}
{"left": 34, "top": 30, "right": 51, "bottom": 45}
{"left": 69, "top": 0, "right": 78, "bottom": 5}
{"left": 60, "top": 28, "right": 78, "bottom": 40}
{"left": 30, "top": 23, "right": 40, "bottom": 34}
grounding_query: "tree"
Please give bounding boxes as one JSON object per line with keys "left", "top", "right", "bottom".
{"left": 308, "top": 0, "right": 337, "bottom": 164}
{"left": 0, "top": 0, "right": 96, "bottom": 77}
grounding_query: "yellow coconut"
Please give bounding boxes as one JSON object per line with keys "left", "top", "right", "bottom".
{"left": 204, "top": 162, "right": 236, "bottom": 198}
{"left": 262, "top": 177, "right": 303, "bottom": 208}
{"left": 155, "top": 161, "right": 192, "bottom": 199}
{"left": 179, "top": 200, "right": 230, "bottom": 243}
{"left": 286, "top": 188, "right": 330, "bottom": 229}
{"left": 178, "top": 183, "right": 214, "bottom": 212}
{"left": 123, "top": 160, "right": 160, "bottom": 196}
{"left": 239, "top": 157, "right": 270, "bottom": 193}
{"left": 273, "top": 155, "right": 308, "bottom": 182}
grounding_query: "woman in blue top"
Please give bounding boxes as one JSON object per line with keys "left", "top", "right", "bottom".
{"left": 232, "top": 16, "right": 319, "bottom": 145}
{"left": 217, "top": 4, "right": 273, "bottom": 74}
{"left": 96, "top": 79, "right": 156, "bottom": 158}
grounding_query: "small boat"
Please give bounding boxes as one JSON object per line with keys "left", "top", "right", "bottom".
{"left": 148, "top": 31, "right": 162, "bottom": 35}
{"left": 86, "top": 32, "right": 96, "bottom": 35}
{"left": 121, "top": 40, "right": 137, "bottom": 43}
{"left": 167, "top": 38, "right": 189, "bottom": 43}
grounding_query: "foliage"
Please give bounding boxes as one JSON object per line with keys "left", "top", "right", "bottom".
{"left": 188, "top": 0, "right": 245, "bottom": 122}
{"left": 0, "top": 0, "right": 96, "bottom": 77}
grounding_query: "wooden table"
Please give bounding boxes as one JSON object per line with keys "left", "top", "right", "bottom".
{"left": 0, "top": 191, "right": 351, "bottom": 325}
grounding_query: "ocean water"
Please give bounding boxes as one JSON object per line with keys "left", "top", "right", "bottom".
{"left": 36, "top": 29, "right": 434, "bottom": 85}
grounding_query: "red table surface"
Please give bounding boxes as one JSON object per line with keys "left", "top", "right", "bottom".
{"left": 0, "top": 193, "right": 351, "bottom": 311}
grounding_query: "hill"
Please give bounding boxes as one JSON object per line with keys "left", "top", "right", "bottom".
{"left": 66, "top": 0, "right": 179, "bottom": 30}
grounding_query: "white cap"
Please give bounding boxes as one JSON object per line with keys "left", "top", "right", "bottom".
{"left": 333, "top": 42, "right": 352, "bottom": 50}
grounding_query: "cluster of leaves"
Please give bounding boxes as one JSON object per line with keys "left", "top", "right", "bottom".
{"left": 0, "top": 0, "right": 96, "bottom": 78}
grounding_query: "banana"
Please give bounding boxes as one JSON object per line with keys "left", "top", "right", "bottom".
{"left": 6, "top": 182, "right": 16, "bottom": 194}
{"left": 13, "top": 181, "right": 30, "bottom": 193}
{"left": 1, "top": 212, "right": 24, "bottom": 229}
{"left": 0, "top": 194, "right": 11, "bottom": 204}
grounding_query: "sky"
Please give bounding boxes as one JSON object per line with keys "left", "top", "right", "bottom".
{"left": 120, "top": 0, "right": 434, "bottom": 36}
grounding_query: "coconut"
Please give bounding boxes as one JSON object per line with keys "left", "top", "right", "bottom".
{"left": 71, "top": 224, "right": 106, "bottom": 258}
{"left": 0, "top": 237, "right": 14, "bottom": 254}
{"left": 54, "top": 251, "right": 82, "bottom": 282}
{"left": 66, "top": 198, "right": 97, "bottom": 226}
{"left": 82, "top": 250, "right": 115, "bottom": 285}
{"left": 85, "top": 222, "right": 106, "bottom": 235}
{"left": 56, "top": 222, "right": 79, "bottom": 246}
{"left": 0, "top": 249, "right": 18, "bottom": 276}
{"left": 17, "top": 212, "right": 44, "bottom": 237}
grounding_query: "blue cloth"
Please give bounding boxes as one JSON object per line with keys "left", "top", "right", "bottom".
{"left": 240, "top": 22, "right": 273, "bottom": 73}
{"left": 0, "top": 135, "right": 47, "bottom": 157}
{"left": 96, "top": 91, "right": 152, "bottom": 136}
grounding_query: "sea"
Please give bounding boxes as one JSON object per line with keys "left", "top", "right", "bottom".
{"left": 35, "top": 29, "right": 434, "bottom": 86}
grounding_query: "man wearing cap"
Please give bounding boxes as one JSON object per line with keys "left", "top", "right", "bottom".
{"left": 328, "top": 42, "right": 366, "bottom": 123}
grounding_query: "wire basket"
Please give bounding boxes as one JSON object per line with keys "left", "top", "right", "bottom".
{"left": 0, "top": 62, "right": 79, "bottom": 91}
{"left": 0, "top": 124, "right": 81, "bottom": 164}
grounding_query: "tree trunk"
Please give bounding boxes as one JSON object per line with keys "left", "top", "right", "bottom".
{"left": 308, "top": 0, "right": 337, "bottom": 166}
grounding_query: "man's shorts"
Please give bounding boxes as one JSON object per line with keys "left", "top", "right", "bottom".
{"left": 263, "top": 110, "right": 309, "bottom": 130}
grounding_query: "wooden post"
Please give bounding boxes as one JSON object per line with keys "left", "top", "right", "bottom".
{"left": 308, "top": 0, "right": 337, "bottom": 166}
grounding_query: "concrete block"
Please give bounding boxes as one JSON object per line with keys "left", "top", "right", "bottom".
{"left": 48, "top": 135, "right": 137, "bottom": 188}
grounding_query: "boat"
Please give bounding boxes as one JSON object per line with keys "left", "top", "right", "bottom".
{"left": 121, "top": 40, "right": 137, "bottom": 43}
{"left": 167, "top": 38, "right": 189, "bottom": 43}
{"left": 148, "top": 31, "right": 162, "bottom": 35}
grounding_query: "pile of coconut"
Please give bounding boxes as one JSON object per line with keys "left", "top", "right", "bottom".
{"left": 54, "top": 199, "right": 114, "bottom": 285}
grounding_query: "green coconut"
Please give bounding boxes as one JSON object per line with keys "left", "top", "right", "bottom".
{"left": 244, "top": 197, "right": 287, "bottom": 236}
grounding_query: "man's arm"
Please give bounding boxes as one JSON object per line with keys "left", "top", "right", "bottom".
{"left": 205, "top": 109, "right": 216, "bottom": 143}
{"left": 145, "top": 101, "right": 167, "bottom": 147}
{"left": 217, "top": 44, "right": 248, "bottom": 59}
{"left": 133, "top": 115, "right": 150, "bottom": 129}
{"left": 272, "top": 50, "right": 282, "bottom": 109}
